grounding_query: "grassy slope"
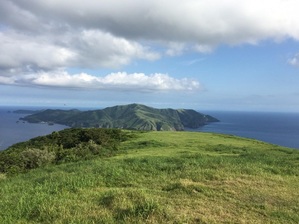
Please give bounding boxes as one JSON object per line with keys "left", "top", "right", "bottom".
{"left": 0, "top": 131, "right": 298, "bottom": 223}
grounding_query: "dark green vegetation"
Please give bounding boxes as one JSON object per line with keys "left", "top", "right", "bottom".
{"left": 20, "top": 103, "right": 219, "bottom": 130}
{"left": 0, "top": 130, "right": 298, "bottom": 223}
{"left": 0, "top": 128, "right": 130, "bottom": 174}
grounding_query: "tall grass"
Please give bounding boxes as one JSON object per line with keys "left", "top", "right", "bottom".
{"left": 0, "top": 131, "right": 298, "bottom": 223}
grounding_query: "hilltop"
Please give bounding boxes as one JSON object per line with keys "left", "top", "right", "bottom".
{"left": 20, "top": 103, "right": 219, "bottom": 130}
{"left": 0, "top": 129, "right": 298, "bottom": 223}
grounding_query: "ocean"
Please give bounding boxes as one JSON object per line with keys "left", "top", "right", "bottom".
{"left": 195, "top": 111, "right": 299, "bottom": 149}
{"left": 0, "top": 106, "right": 68, "bottom": 150}
{"left": 0, "top": 107, "right": 299, "bottom": 150}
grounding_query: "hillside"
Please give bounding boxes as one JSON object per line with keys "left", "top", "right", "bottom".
{"left": 20, "top": 104, "right": 219, "bottom": 130}
{"left": 0, "top": 129, "right": 298, "bottom": 223}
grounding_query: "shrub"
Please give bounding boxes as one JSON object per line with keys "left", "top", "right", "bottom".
{"left": 0, "top": 173, "right": 6, "bottom": 180}
{"left": 20, "top": 148, "right": 55, "bottom": 169}
{"left": 0, "top": 128, "right": 134, "bottom": 174}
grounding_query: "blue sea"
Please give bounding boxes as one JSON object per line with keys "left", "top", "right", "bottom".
{"left": 0, "top": 106, "right": 68, "bottom": 150}
{"left": 0, "top": 106, "right": 299, "bottom": 150}
{"left": 195, "top": 111, "right": 299, "bottom": 149}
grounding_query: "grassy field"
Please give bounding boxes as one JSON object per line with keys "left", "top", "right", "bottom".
{"left": 0, "top": 131, "right": 298, "bottom": 223}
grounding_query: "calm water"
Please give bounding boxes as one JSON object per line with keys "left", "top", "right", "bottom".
{"left": 1, "top": 107, "right": 299, "bottom": 150}
{"left": 0, "top": 107, "right": 68, "bottom": 150}
{"left": 195, "top": 111, "right": 299, "bottom": 149}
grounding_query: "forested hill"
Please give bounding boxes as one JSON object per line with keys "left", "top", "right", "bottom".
{"left": 20, "top": 104, "right": 219, "bottom": 130}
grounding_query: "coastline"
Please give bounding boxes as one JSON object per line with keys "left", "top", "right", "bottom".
{"left": 1, "top": 106, "right": 299, "bottom": 150}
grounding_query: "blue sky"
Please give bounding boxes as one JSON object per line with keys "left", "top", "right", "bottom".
{"left": 1, "top": 0, "right": 299, "bottom": 111}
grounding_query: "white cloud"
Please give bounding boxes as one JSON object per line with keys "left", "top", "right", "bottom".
{"left": 0, "top": 31, "right": 76, "bottom": 71}
{"left": 288, "top": 53, "right": 299, "bottom": 67}
{"left": 0, "top": 29, "right": 160, "bottom": 76}
{"left": 74, "top": 30, "right": 160, "bottom": 68}
{"left": 165, "top": 43, "right": 186, "bottom": 56}
{"left": 0, "top": 76, "right": 16, "bottom": 85}
{"left": 1, "top": 70, "right": 201, "bottom": 92}
{"left": 183, "top": 58, "right": 206, "bottom": 66}
{"left": 1, "top": 0, "right": 299, "bottom": 91}
{"left": 194, "top": 45, "right": 214, "bottom": 54}
{"left": 8, "top": 0, "right": 299, "bottom": 43}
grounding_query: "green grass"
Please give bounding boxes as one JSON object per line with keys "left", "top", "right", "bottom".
{"left": 0, "top": 131, "right": 298, "bottom": 223}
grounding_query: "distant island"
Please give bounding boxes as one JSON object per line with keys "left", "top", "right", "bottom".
{"left": 19, "top": 103, "right": 219, "bottom": 131}
{"left": 13, "top": 109, "right": 42, "bottom": 114}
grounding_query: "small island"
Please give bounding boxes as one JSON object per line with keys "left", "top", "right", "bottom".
{"left": 19, "top": 103, "right": 219, "bottom": 131}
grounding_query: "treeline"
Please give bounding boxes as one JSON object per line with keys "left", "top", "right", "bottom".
{"left": 0, "top": 128, "right": 133, "bottom": 174}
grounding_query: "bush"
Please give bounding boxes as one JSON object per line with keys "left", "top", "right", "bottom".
{"left": 0, "top": 173, "right": 6, "bottom": 180}
{"left": 0, "top": 128, "right": 134, "bottom": 174}
{"left": 21, "top": 148, "right": 55, "bottom": 169}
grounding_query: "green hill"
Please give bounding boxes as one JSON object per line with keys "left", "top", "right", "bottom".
{"left": 0, "top": 129, "right": 298, "bottom": 223}
{"left": 20, "top": 104, "right": 219, "bottom": 130}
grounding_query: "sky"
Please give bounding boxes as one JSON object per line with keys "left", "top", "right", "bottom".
{"left": 1, "top": 0, "right": 299, "bottom": 112}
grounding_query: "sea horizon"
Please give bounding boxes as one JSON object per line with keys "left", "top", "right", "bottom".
{"left": 196, "top": 110, "right": 299, "bottom": 150}
{"left": 0, "top": 105, "right": 299, "bottom": 151}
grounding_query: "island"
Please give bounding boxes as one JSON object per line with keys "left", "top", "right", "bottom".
{"left": 13, "top": 109, "right": 43, "bottom": 114}
{"left": 20, "top": 103, "right": 219, "bottom": 131}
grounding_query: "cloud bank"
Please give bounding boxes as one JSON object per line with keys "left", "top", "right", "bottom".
{"left": 1, "top": 0, "right": 299, "bottom": 90}
{"left": 0, "top": 71, "right": 201, "bottom": 92}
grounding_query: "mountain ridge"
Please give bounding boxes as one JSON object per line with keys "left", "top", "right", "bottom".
{"left": 20, "top": 103, "right": 219, "bottom": 131}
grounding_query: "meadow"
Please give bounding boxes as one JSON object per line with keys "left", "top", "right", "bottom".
{"left": 0, "top": 130, "right": 298, "bottom": 223}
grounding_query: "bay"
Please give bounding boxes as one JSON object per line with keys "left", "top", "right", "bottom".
{"left": 0, "top": 106, "right": 68, "bottom": 150}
